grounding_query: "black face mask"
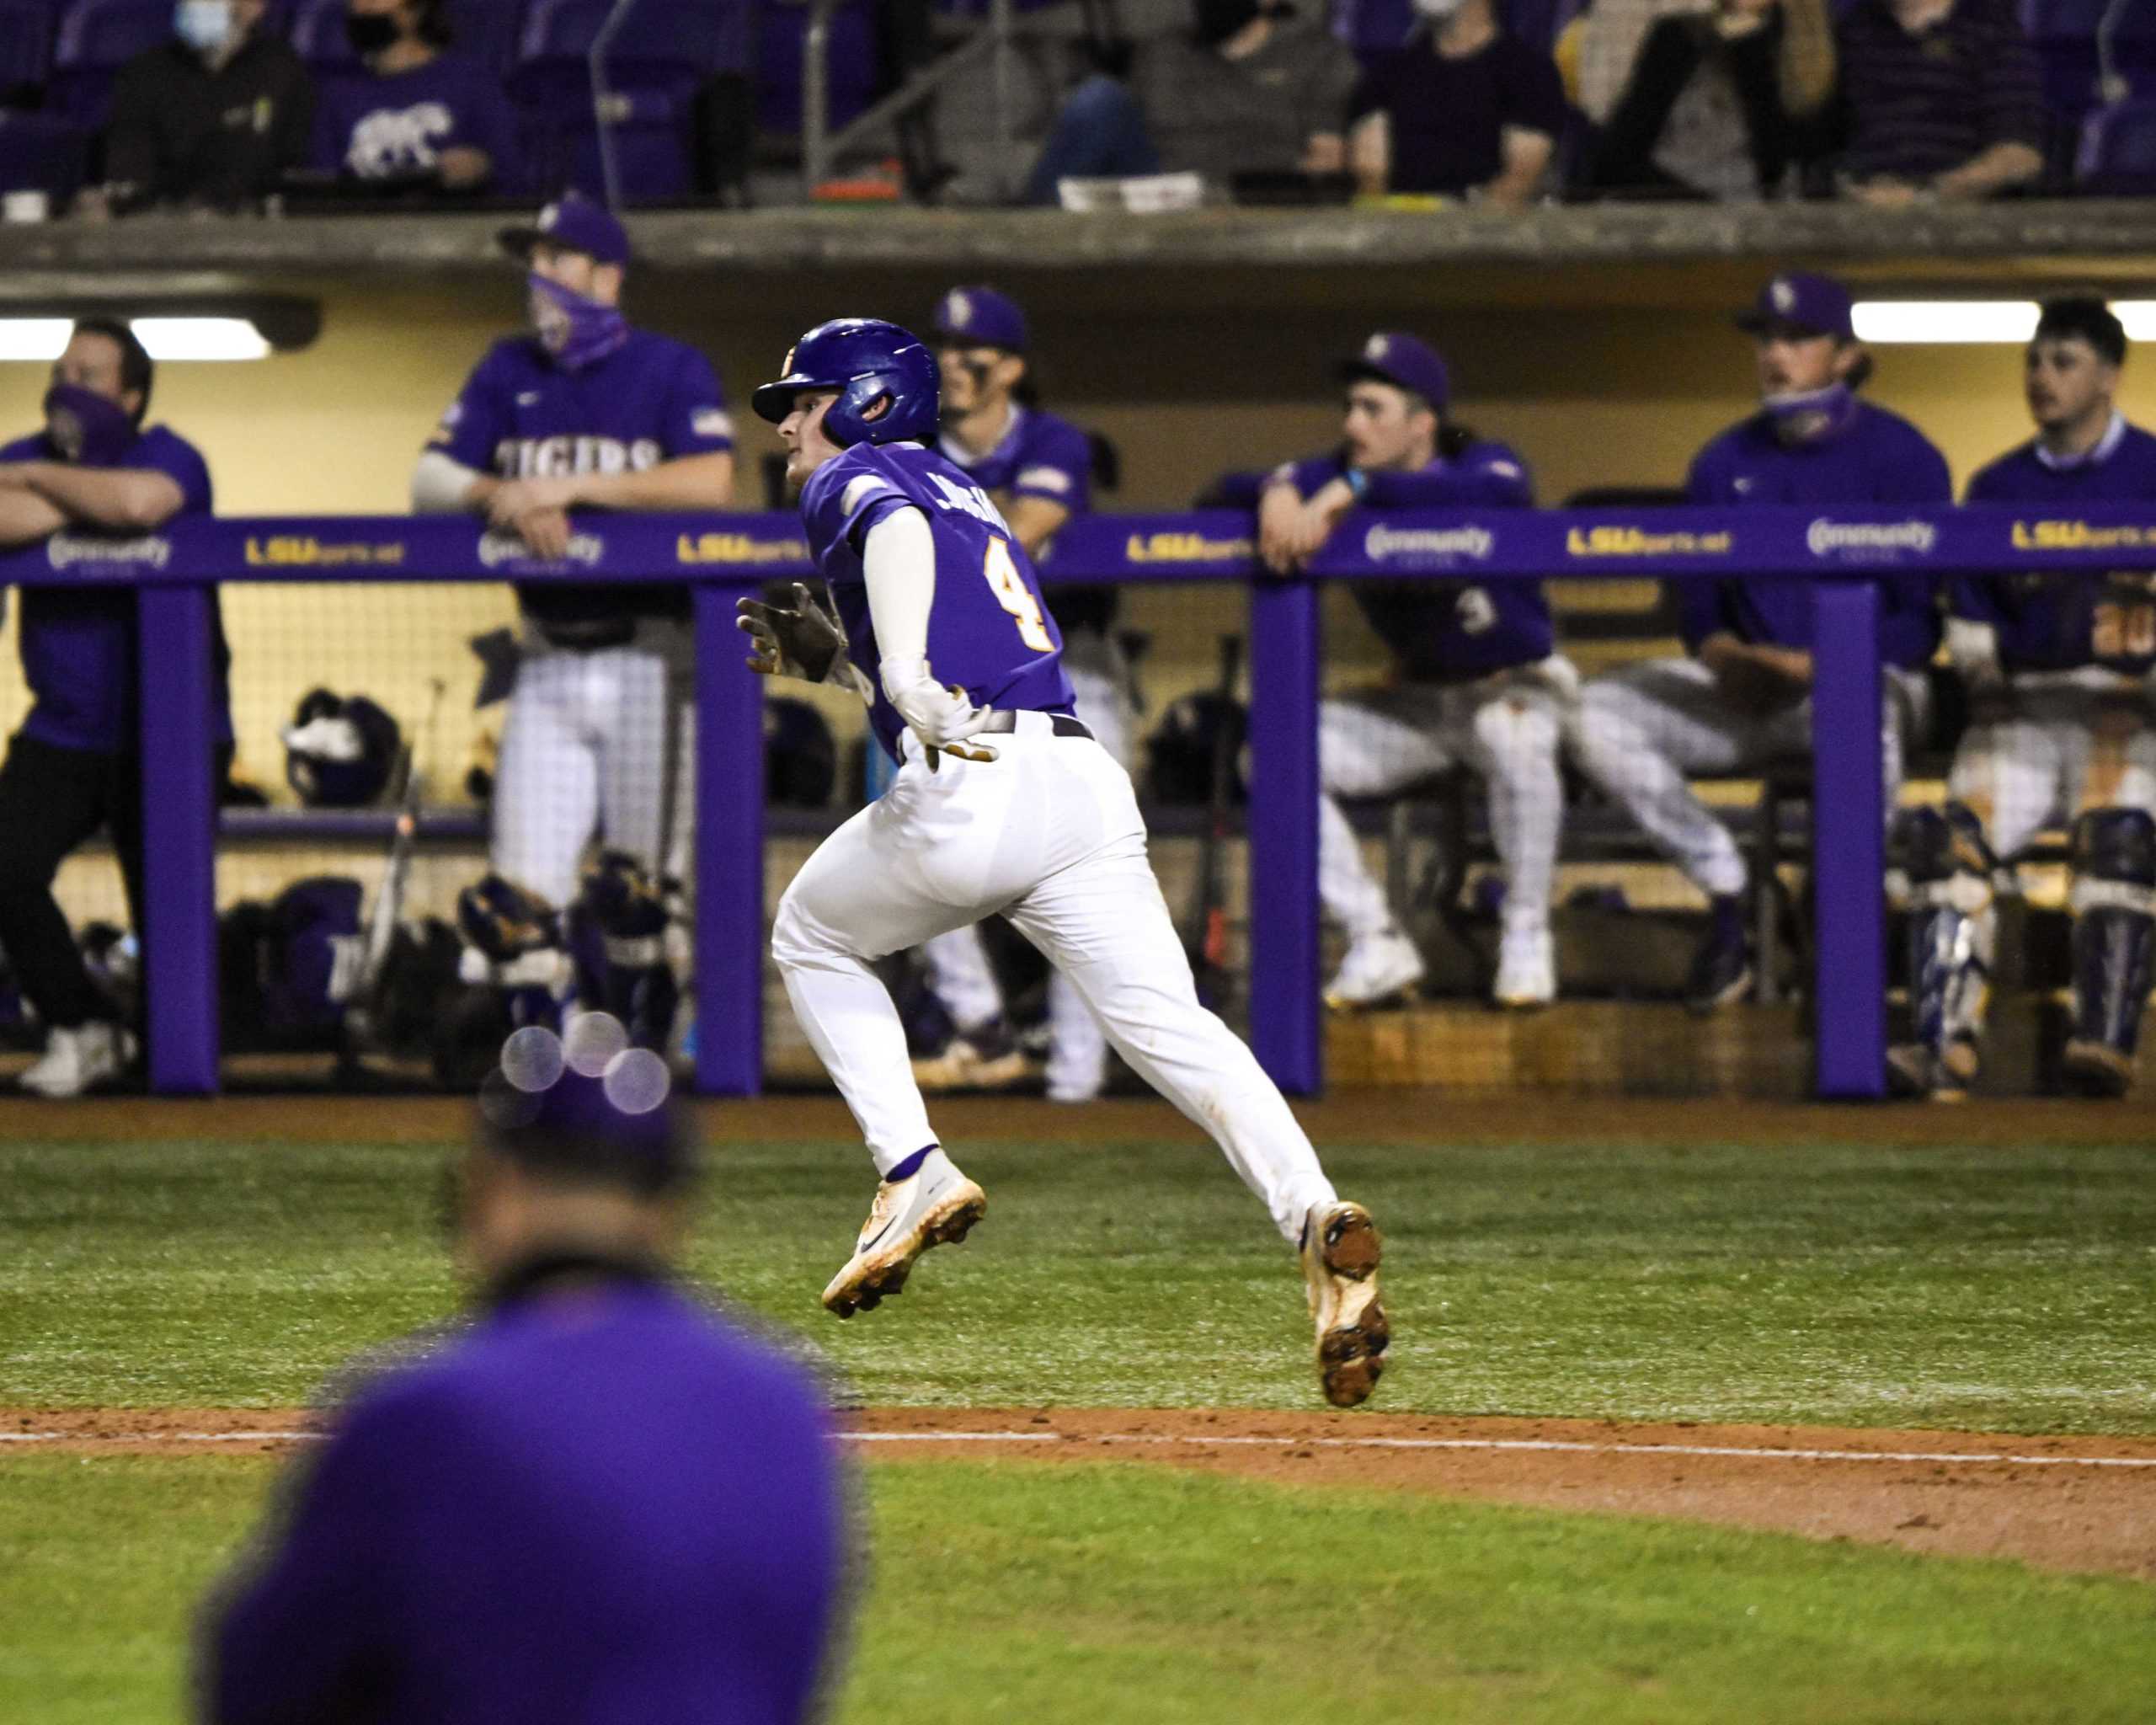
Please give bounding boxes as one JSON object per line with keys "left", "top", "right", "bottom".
{"left": 1193, "top": 0, "right": 1262, "bottom": 45}
{"left": 344, "top": 10, "right": 402, "bottom": 54}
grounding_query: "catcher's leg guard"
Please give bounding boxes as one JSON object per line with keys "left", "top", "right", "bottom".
{"left": 456, "top": 873, "right": 573, "bottom": 1035}
{"left": 1892, "top": 804, "right": 1997, "bottom": 1097}
{"left": 579, "top": 850, "right": 680, "bottom": 1053}
{"left": 2064, "top": 808, "right": 2156, "bottom": 1097}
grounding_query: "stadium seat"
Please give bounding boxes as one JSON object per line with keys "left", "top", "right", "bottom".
{"left": 510, "top": 0, "right": 711, "bottom": 201}
{"left": 755, "top": 0, "right": 878, "bottom": 136}
{"left": 448, "top": 0, "right": 531, "bottom": 74}
{"left": 282, "top": 0, "right": 357, "bottom": 70}
{"left": 2078, "top": 93, "right": 2156, "bottom": 191}
{"left": 0, "top": 109, "right": 87, "bottom": 200}
{"left": 48, "top": 0, "right": 171, "bottom": 128}
{"left": 0, "top": 0, "right": 61, "bottom": 99}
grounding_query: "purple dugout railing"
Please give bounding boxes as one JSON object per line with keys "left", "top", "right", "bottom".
{"left": 6, "top": 500, "right": 2152, "bottom": 1100}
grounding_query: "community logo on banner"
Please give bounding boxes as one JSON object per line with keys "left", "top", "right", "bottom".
{"left": 46, "top": 533, "right": 172, "bottom": 572}
{"left": 1804, "top": 519, "right": 1937, "bottom": 563}
{"left": 1362, "top": 524, "right": 1495, "bottom": 567}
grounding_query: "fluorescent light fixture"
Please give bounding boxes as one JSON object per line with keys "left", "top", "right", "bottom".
{"left": 1851, "top": 301, "right": 2040, "bottom": 344}
{"left": 0, "top": 315, "right": 272, "bottom": 361}
{"left": 2114, "top": 302, "right": 2156, "bottom": 341}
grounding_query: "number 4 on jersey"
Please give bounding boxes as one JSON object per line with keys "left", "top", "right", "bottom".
{"left": 985, "top": 536, "right": 1054, "bottom": 652}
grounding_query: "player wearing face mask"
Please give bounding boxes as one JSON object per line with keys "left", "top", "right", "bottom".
{"left": 312, "top": 0, "right": 516, "bottom": 195}
{"left": 91, "top": 0, "right": 313, "bottom": 215}
{"left": 1348, "top": 0, "right": 1571, "bottom": 205}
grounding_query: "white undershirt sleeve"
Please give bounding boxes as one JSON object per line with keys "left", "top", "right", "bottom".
{"left": 862, "top": 505, "right": 937, "bottom": 679}
{"left": 410, "top": 450, "right": 488, "bottom": 515}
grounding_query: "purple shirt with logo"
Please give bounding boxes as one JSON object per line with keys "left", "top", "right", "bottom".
{"left": 313, "top": 52, "right": 518, "bottom": 188}
{"left": 205, "top": 1274, "right": 847, "bottom": 1725}
{"left": 430, "top": 328, "right": 734, "bottom": 629}
{"left": 1684, "top": 398, "right": 1950, "bottom": 667}
{"left": 1956, "top": 415, "right": 2156, "bottom": 677}
{"left": 801, "top": 440, "right": 1075, "bottom": 761}
{"left": 937, "top": 404, "right": 1092, "bottom": 515}
{"left": 1281, "top": 439, "right": 1553, "bottom": 680}
{"left": 2, "top": 424, "right": 228, "bottom": 753}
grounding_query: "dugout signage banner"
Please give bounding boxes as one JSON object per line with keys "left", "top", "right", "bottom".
{"left": 6, "top": 504, "right": 2156, "bottom": 585}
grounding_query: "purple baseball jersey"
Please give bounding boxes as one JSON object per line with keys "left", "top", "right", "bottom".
{"left": 205, "top": 1269, "right": 846, "bottom": 1725}
{"left": 800, "top": 440, "right": 1075, "bottom": 761}
{"left": 1684, "top": 398, "right": 1951, "bottom": 668}
{"left": 1957, "top": 415, "right": 2156, "bottom": 677}
{"left": 313, "top": 52, "right": 518, "bottom": 188}
{"left": 1281, "top": 440, "right": 1552, "bottom": 680}
{"left": 430, "top": 328, "right": 733, "bottom": 632}
{"left": 0, "top": 423, "right": 230, "bottom": 753}
{"left": 937, "top": 404, "right": 1092, "bottom": 515}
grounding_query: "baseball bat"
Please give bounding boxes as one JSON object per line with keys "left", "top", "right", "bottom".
{"left": 356, "top": 679, "right": 445, "bottom": 1009}
{"left": 1184, "top": 633, "right": 1242, "bottom": 1008}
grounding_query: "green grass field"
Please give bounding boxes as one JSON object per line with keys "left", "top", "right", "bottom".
{"left": 3, "top": 1119, "right": 2153, "bottom": 1722}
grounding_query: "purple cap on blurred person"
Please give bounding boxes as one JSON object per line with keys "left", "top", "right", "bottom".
{"left": 498, "top": 193, "right": 632, "bottom": 270}
{"left": 932, "top": 286, "right": 1029, "bottom": 354}
{"left": 1735, "top": 271, "right": 1856, "bottom": 342}
{"left": 1340, "top": 332, "right": 1449, "bottom": 413}
{"left": 478, "top": 1015, "right": 691, "bottom": 1195}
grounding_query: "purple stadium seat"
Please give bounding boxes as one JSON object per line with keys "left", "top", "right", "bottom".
{"left": 755, "top": 0, "right": 875, "bottom": 135}
{"left": 282, "top": 0, "right": 357, "bottom": 69}
{"left": 2079, "top": 93, "right": 2156, "bottom": 190}
{"left": 445, "top": 0, "right": 530, "bottom": 74}
{"left": 48, "top": 0, "right": 172, "bottom": 126}
{"left": 0, "top": 109, "right": 86, "bottom": 200}
{"left": 0, "top": 0, "right": 61, "bottom": 95}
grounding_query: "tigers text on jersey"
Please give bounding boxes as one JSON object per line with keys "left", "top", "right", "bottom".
{"left": 800, "top": 441, "right": 1076, "bottom": 761}
{"left": 1684, "top": 398, "right": 1951, "bottom": 666}
{"left": 430, "top": 328, "right": 733, "bottom": 628}
{"left": 1282, "top": 441, "right": 1550, "bottom": 681}
{"left": 1959, "top": 414, "right": 2156, "bottom": 678}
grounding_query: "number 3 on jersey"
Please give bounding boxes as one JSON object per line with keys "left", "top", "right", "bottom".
{"left": 985, "top": 536, "right": 1054, "bottom": 652}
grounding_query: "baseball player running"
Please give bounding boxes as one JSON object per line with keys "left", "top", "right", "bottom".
{"left": 412, "top": 195, "right": 734, "bottom": 1049}
{"left": 911, "top": 284, "right": 1135, "bottom": 1101}
{"left": 1894, "top": 296, "right": 2156, "bottom": 1098}
{"left": 1572, "top": 272, "right": 1950, "bottom": 1011}
{"left": 743, "top": 318, "right": 1387, "bottom": 1407}
{"left": 1257, "top": 332, "right": 1569, "bottom": 1009}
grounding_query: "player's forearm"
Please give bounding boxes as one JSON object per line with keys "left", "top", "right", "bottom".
{"left": 0, "top": 483, "right": 67, "bottom": 546}
{"left": 862, "top": 508, "right": 938, "bottom": 678}
{"left": 1003, "top": 495, "right": 1070, "bottom": 559}
{"left": 567, "top": 453, "right": 735, "bottom": 513}
{"left": 16, "top": 461, "right": 184, "bottom": 531}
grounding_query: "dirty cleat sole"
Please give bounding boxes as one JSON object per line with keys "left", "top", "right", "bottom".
{"left": 821, "top": 1176, "right": 987, "bottom": 1319}
{"left": 1302, "top": 1202, "right": 1389, "bottom": 1408}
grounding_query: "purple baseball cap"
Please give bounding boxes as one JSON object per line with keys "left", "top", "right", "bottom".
{"left": 1340, "top": 331, "right": 1449, "bottom": 412}
{"left": 1736, "top": 271, "right": 1855, "bottom": 341}
{"left": 499, "top": 193, "right": 632, "bottom": 270}
{"left": 478, "top": 1017, "right": 691, "bottom": 1195}
{"left": 933, "top": 286, "right": 1028, "bottom": 353}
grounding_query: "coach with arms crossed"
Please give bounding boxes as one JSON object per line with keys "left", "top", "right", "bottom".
{"left": 200, "top": 1024, "right": 851, "bottom": 1723}
{"left": 0, "top": 319, "right": 227, "bottom": 1097}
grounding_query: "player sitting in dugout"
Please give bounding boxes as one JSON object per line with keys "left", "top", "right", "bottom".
{"left": 1255, "top": 330, "right": 1572, "bottom": 1011}
{"left": 1571, "top": 271, "right": 1950, "bottom": 1013}
{"left": 413, "top": 195, "right": 734, "bottom": 1066}
{"left": 1892, "top": 297, "right": 2156, "bottom": 1101}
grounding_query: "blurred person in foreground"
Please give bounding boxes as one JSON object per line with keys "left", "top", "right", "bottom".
{"left": 86, "top": 0, "right": 314, "bottom": 216}
{"left": 1570, "top": 271, "right": 1950, "bottom": 1012}
{"left": 199, "top": 1015, "right": 851, "bottom": 1725}
{"left": 0, "top": 318, "right": 227, "bottom": 1097}
{"left": 313, "top": 0, "right": 517, "bottom": 196}
{"left": 1892, "top": 298, "right": 2156, "bottom": 1099}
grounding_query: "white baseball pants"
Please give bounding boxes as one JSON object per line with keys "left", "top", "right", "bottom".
{"left": 1318, "top": 665, "right": 1571, "bottom": 943}
{"left": 1950, "top": 670, "right": 2156, "bottom": 859}
{"left": 773, "top": 718, "right": 1338, "bottom": 1243}
{"left": 1575, "top": 657, "right": 1910, "bottom": 897}
{"left": 920, "top": 652, "right": 1135, "bottom": 1099}
{"left": 491, "top": 620, "right": 695, "bottom": 910}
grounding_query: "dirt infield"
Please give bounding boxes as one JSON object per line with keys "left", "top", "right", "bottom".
{"left": 9, "top": 1405, "right": 2152, "bottom": 1580}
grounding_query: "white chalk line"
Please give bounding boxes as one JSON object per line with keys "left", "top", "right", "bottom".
{"left": 6, "top": 1429, "right": 2155, "bottom": 1469}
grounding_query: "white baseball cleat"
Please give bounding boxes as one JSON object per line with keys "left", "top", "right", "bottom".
{"left": 910, "top": 1035, "right": 1035, "bottom": 1093}
{"left": 1492, "top": 921, "right": 1556, "bottom": 1011}
{"left": 821, "top": 1147, "right": 987, "bottom": 1318}
{"left": 19, "top": 1022, "right": 135, "bottom": 1098}
{"left": 1300, "top": 1201, "right": 1389, "bottom": 1408}
{"left": 1324, "top": 929, "right": 1425, "bottom": 1011}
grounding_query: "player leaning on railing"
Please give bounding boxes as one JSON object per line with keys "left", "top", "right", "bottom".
{"left": 740, "top": 318, "right": 1388, "bottom": 1407}
{"left": 0, "top": 319, "right": 231, "bottom": 1097}
{"left": 1894, "top": 297, "right": 2156, "bottom": 1101}
{"left": 412, "top": 195, "right": 734, "bottom": 1073}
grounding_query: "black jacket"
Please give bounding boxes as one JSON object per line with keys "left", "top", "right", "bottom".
{"left": 104, "top": 33, "right": 314, "bottom": 211}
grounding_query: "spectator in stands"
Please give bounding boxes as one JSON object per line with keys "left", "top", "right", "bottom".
{"left": 1021, "top": 2, "right": 1358, "bottom": 206}
{"left": 1257, "top": 332, "right": 1571, "bottom": 1009}
{"left": 201, "top": 1034, "right": 851, "bottom": 1724}
{"left": 313, "top": 0, "right": 517, "bottom": 196}
{"left": 1580, "top": 0, "right": 1836, "bottom": 199}
{"left": 81, "top": 0, "right": 313, "bottom": 216}
{"left": 1570, "top": 273, "right": 1950, "bottom": 1012}
{"left": 1833, "top": 0, "right": 2044, "bottom": 203}
{"left": 1347, "top": 0, "right": 1571, "bottom": 206}
{"left": 0, "top": 319, "right": 230, "bottom": 1097}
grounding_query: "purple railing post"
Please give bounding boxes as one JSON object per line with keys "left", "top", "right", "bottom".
{"left": 137, "top": 584, "right": 220, "bottom": 1094}
{"left": 1247, "top": 574, "right": 1322, "bottom": 1094}
{"left": 1810, "top": 579, "right": 1886, "bottom": 1098}
{"left": 692, "top": 584, "right": 765, "bottom": 1096}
